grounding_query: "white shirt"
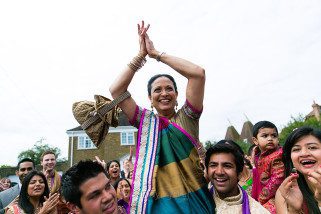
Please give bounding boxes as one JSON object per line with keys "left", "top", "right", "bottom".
{"left": 213, "top": 186, "right": 270, "bottom": 214}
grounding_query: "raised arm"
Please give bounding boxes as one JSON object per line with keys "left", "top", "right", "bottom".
{"left": 109, "top": 21, "right": 149, "bottom": 120}
{"left": 144, "top": 33, "right": 205, "bottom": 111}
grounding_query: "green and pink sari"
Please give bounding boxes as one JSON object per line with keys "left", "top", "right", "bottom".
{"left": 129, "top": 102, "right": 215, "bottom": 214}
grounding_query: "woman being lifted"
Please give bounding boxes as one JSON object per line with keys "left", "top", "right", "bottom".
{"left": 109, "top": 21, "right": 214, "bottom": 214}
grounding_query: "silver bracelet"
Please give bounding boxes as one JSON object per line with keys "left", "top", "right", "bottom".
{"left": 156, "top": 52, "right": 165, "bottom": 62}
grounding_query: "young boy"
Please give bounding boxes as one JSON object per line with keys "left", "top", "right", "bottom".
{"left": 251, "top": 121, "right": 285, "bottom": 214}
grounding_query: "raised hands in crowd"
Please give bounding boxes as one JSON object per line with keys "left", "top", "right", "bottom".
{"left": 39, "top": 193, "right": 60, "bottom": 214}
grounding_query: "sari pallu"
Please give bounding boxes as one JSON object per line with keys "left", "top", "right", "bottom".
{"left": 130, "top": 109, "right": 215, "bottom": 214}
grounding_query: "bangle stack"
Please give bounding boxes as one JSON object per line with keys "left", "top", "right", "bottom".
{"left": 156, "top": 52, "right": 165, "bottom": 62}
{"left": 128, "top": 54, "right": 147, "bottom": 72}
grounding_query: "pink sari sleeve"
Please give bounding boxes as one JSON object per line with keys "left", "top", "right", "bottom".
{"left": 182, "top": 99, "right": 203, "bottom": 120}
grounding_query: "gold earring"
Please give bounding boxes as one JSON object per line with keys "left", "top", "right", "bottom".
{"left": 151, "top": 104, "right": 154, "bottom": 112}
{"left": 175, "top": 101, "right": 178, "bottom": 111}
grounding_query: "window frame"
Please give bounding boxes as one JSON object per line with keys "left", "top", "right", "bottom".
{"left": 120, "top": 132, "right": 135, "bottom": 146}
{"left": 77, "top": 135, "right": 96, "bottom": 150}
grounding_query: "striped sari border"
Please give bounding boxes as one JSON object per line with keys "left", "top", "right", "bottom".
{"left": 136, "top": 113, "right": 152, "bottom": 212}
{"left": 141, "top": 114, "right": 159, "bottom": 213}
{"left": 129, "top": 108, "right": 145, "bottom": 210}
{"left": 130, "top": 109, "right": 159, "bottom": 214}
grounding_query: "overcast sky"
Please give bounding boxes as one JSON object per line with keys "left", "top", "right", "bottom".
{"left": 0, "top": 1, "right": 320, "bottom": 166}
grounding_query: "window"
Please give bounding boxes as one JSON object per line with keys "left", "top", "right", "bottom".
{"left": 121, "top": 132, "right": 135, "bottom": 145}
{"left": 78, "top": 136, "right": 96, "bottom": 149}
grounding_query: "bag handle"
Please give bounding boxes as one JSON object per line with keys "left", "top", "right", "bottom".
{"left": 81, "top": 91, "right": 131, "bottom": 130}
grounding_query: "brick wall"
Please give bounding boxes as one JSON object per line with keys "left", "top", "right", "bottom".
{"left": 69, "top": 132, "right": 137, "bottom": 166}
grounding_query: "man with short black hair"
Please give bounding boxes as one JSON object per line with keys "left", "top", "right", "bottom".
{"left": 205, "top": 143, "right": 269, "bottom": 213}
{"left": 0, "top": 158, "right": 35, "bottom": 213}
{"left": 61, "top": 160, "right": 125, "bottom": 214}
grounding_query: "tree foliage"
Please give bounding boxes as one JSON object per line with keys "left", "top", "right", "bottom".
{"left": 204, "top": 140, "right": 216, "bottom": 150}
{"left": 0, "top": 165, "right": 12, "bottom": 168}
{"left": 18, "top": 140, "right": 64, "bottom": 165}
{"left": 203, "top": 139, "right": 252, "bottom": 155}
{"left": 235, "top": 140, "right": 252, "bottom": 155}
{"left": 279, "top": 114, "right": 321, "bottom": 145}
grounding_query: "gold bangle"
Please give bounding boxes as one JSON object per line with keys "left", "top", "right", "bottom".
{"left": 127, "top": 54, "right": 147, "bottom": 72}
{"left": 156, "top": 52, "right": 165, "bottom": 62}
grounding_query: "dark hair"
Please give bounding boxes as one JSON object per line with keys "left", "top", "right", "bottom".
{"left": 17, "top": 158, "right": 35, "bottom": 170}
{"left": 106, "top": 160, "right": 120, "bottom": 172}
{"left": 61, "top": 160, "right": 108, "bottom": 208}
{"left": 19, "top": 170, "right": 50, "bottom": 213}
{"left": 216, "top": 140, "right": 244, "bottom": 155}
{"left": 252, "top": 120, "right": 278, "bottom": 138}
{"left": 147, "top": 74, "right": 178, "bottom": 96}
{"left": 216, "top": 140, "right": 253, "bottom": 170}
{"left": 205, "top": 142, "right": 244, "bottom": 176}
{"left": 113, "top": 178, "right": 131, "bottom": 189}
{"left": 283, "top": 126, "right": 321, "bottom": 214}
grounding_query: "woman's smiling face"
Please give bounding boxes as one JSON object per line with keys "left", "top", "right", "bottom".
{"left": 116, "top": 179, "right": 131, "bottom": 201}
{"left": 108, "top": 162, "right": 120, "bottom": 179}
{"left": 291, "top": 135, "right": 321, "bottom": 176}
{"left": 149, "top": 76, "right": 177, "bottom": 117}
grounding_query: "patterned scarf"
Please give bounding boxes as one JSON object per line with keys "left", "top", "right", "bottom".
{"left": 48, "top": 170, "right": 61, "bottom": 193}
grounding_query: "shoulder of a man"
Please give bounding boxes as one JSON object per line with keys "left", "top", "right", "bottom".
{"left": 0, "top": 185, "right": 19, "bottom": 208}
{"left": 248, "top": 194, "right": 270, "bottom": 214}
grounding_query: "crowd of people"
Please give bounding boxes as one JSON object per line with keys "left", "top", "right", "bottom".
{"left": 0, "top": 21, "right": 321, "bottom": 213}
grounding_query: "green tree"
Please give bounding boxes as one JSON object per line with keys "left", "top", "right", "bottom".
{"left": 204, "top": 140, "right": 216, "bottom": 150}
{"left": 279, "top": 114, "right": 321, "bottom": 145}
{"left": 235, "top": 140, "right": 252, "bottom": 155}
{"left": 18, "top": 139, "right": 65, "bottom": 165}
{"left": 203, "top": 139, "right": 252, "bottom": 155}
{"left": 0, "top": 165, "right": 12, "bottom": 168}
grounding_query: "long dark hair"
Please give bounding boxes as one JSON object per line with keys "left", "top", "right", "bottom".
{"left": 19, "top": 170, "right": 50, "bottom": 213}
{"left": 283, "top": 126, "right": 321, "bottom": 214}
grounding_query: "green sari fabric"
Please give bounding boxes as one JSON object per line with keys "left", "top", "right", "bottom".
{"left": 130, "top": 107, "right": 215, "bottom": 214}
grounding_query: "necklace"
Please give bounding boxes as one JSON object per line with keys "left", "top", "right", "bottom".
{"left": 34, "top": 205, "right": 41, "bottom": 214}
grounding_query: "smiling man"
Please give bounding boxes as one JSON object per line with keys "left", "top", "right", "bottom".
{"left": 205, "top": 143, "right": 269, "bottom": 214}
{"left": 41, "top": 150, "right": 61, "bottom": 194}
{"left": 61, "top": 160, "right": 125, "bottom": 214}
